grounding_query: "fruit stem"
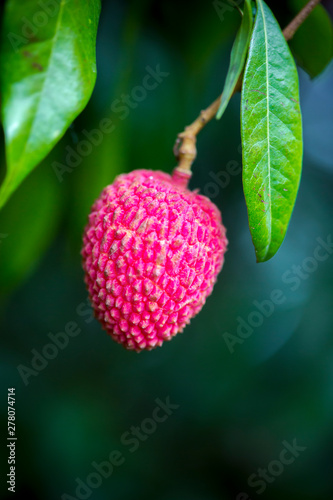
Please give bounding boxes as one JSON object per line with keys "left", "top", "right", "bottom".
{"left": 173, "top": 0, "right": 322, "bottom": 172}
{"left": 173, "top": 97, "right": 222, "bottom": 174}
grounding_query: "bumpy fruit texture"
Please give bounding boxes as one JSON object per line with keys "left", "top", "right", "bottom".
{"left": 82, "top": 168, "right": 227, "bottom": 351}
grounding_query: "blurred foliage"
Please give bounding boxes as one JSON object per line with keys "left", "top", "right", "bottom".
{"left": 0, "top": 152, "right": 62, "bottom": 297}
{"left": 289, "top": 0, "right": 333, "bottom": 78}
{"left": 1, "top": 1, "right": 333, "bottom": 500}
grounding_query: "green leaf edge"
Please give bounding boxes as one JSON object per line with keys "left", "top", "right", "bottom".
{"left": 216, "top": 0, "right": 254, "bottom": 120}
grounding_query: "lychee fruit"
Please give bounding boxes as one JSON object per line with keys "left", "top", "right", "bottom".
{"left": 81, "top": 168, "right": 227, "bottom": 351}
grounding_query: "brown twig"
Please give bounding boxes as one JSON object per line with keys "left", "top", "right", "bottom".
{"left": 283, "top": 0, "right": 322, "bottom": 41}
{"left": 173, "top": 96, "right": 222, "bottom": 173}
{"left": 173, "top": 0, "right": 322, "bottom": 173}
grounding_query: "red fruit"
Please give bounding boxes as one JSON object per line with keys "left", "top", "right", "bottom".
{"left": 81, "top": 168, "right": 227, "bottom": 351}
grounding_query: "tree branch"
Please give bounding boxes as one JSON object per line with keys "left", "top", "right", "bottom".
{"left": 283, "top": 0, "right": 322, "bottom": 41}
{"left": 174, "top": 0, "right": 322, "bottom": 173}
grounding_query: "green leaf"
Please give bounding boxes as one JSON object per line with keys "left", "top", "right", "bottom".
{"left": 216, "top": 0, "right": 253, "bottom": 119}
{"left": 0, "top": 0, "right": 101, "bottom": 209}
{"left": 288, "top": 0, "right": 333, "bottom": 78}
{"left": 241, "top": 0, "right": 303, "bottom": 262}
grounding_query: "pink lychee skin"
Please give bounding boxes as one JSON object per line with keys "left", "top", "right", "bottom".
{"left": 81, "top": 168, "right": 228, "bottom": 351}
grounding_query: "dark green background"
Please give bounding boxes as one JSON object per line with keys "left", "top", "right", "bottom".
{"left": 1, "top": 1, "right": 333, "bottom": 499}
